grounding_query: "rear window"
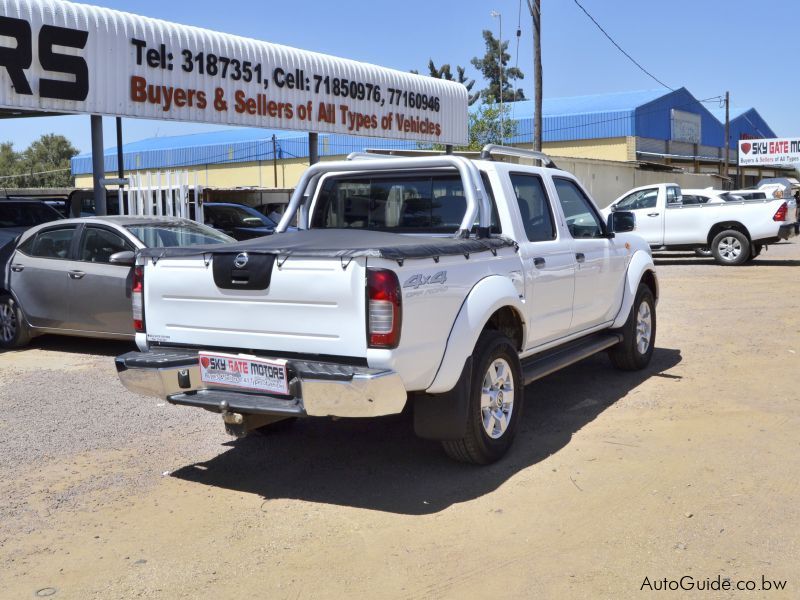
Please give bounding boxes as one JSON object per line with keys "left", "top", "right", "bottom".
{"left": 125, "top": 222, "right": 234, "bottom": 247}
{"left": 310, "top": 173, "right": 500, "bottom": 234}
{"left": 0, "top": 202, "right": 63, "bottom": 228}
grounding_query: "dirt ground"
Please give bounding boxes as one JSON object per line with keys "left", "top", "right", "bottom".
{"left": 1, "top": 243, "right": 798, "bottom": 599}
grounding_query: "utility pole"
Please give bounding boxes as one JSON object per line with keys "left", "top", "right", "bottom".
{"left": 724, "top": 91, "right": 730, "bottom": 181}
{"left": 528, "top": 0, "right": 542, "bottom": 151}
{"left": 491, "top": 11, "right": 503, "bottom": 142}
{"left": 272, "top": 134, "right": 278, "bottom": 187}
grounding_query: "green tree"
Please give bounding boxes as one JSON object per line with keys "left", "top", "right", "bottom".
{"left": 463, "top": 104, "right": 517, "bottom": 150}
{"left": 0, "top": 142, "right": 19, "bottom": 182}
{"left": 471, "top": 30, "right": 525, "bottom": 103}
{"left": 16, "top": 134, "right": 77, "bottom": 187}
{"left": 425, "top": 60, "right": 480, "bottom": 106}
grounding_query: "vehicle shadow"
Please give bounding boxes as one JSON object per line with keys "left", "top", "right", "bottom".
{"left": 0, "top": 334, "right": 136, "bottom": 357}
{"left": 653, "top": 253, "right": 800, "bottom": 267}
{"left": 171, "top": 347, "right": 682, "bottom": 515}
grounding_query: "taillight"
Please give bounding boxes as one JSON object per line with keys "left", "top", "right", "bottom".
{"left": 773, "top": 202, "right": 788, "bottom": 222}
{"left": 367, "top": 269, "right": 401, "bottom": 349}
{"left": 132, "top": 265, "right": 145, "bottom": 333}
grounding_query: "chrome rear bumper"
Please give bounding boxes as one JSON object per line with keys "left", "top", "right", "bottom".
{"left": 115, "top": 349, "right": 407, "bottom": 418}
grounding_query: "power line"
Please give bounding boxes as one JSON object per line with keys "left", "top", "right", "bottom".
{"left": 0, "top": 166, "right": 72, "bottom": 181}
{"left": 572, "top": 0, "right": 674, "bottom": 91}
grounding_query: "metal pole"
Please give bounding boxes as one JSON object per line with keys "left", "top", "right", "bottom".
{"left": 116, "top": 117, "right": 124, "bottom": 214}
{"left": 91, "top": 114, "right": 107, "bottom": 216}
{"left": 724, "top": 91, "right": 730, "bottom": 181}
{"left": 445, "top": 144, "right": 453, "bottom": 155}
{"left": 309, "top": 132, "right": 319, "bottom": 165}
{"left": 529, "top": 0, "right": 543, "bottom": 151}
{"left": 272, "top": 134, "right": 278, "bottom": 186}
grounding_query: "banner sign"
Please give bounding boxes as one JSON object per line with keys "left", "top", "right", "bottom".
{"left": 738, "top": 138, "right": 800, "bottom": 166}
{"left": 0, "top": 0, "right": 468, "bottom": 144}
{"left": 671, "top": 109, "right": 701, "bottom": 144}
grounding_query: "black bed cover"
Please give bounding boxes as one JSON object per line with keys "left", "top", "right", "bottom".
{"left": 139, "top": 229, "right": 517, "bottom": 262}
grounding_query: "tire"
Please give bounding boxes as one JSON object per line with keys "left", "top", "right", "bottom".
{"left": 693, "top": 247, "right": 712, "bottom": 258}
{"left": 608, "top": 283, "right": 656, "bottom": 371}
{"left": 710, "top": 229, "right": 750, "bottom": 266}
{"left": 441, "top": 330, "right": 523, "bottom": 465}
{"left": 0, "top": 293, "right": 31, "bottom": 350}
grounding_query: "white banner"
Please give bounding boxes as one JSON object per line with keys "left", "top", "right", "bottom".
{"left": 0, "top": 0, "right": 468, "bottom": 144}
{"left": 738, "top": 138, "right": 800, "bottom": 166}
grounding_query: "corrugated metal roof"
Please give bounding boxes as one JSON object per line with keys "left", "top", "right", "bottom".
{"left": 72, "top": 89, "right": 779, "bottom": 174}
{"left": 71, "top": 129, "right": 419, "bottom": 174}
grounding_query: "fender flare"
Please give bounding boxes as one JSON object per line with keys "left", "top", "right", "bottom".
{"left": 611, "top": 250, "right": 659, "bottom": 329}
{"left": 426, "top": 275, "right": 526, "bottom": 394}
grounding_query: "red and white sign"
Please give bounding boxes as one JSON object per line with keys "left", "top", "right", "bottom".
{"left": 738, "top": 138, "right": 800, "bottom": 166}
{"left": 0, "top": 0, "right": 468, "bottom": 144}
{"left": 199, "top": 352, "right": 289, "bottom": 395}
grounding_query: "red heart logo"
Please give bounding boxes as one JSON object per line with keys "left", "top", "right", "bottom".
{"left": 200, "top": 356, "right": 210, "bottom": 368}
{"left": 741, "top": 142, "right": 752, "bottom": 154}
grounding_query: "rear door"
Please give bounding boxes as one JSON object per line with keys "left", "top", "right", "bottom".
{"left": 612, "top": 187, "right": 664, "bottom": 245}
{"left": 552, "top": 177, "right": 628, "bottom": 333}
{"left": 9, "top": 225, "right": 79, "bottom": 328}
{"left": 507, "top": 172, "right": 575, "bottom": 347}
{"left": 68, "top": 225, "right": 136, "bottom": 335}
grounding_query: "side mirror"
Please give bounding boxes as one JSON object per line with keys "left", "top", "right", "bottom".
{"left": 607, "top": 210, "right": 636, "bottom": 234}
{"left": 109, "top": 250, "right": 136, "bottom": 266}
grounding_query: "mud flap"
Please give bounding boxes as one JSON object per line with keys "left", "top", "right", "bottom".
{"left": 413, "top": 356, "right": 472, "bottom": 441}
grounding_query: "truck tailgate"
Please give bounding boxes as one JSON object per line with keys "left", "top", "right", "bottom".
{"left": 143, "top": 256, "right": 367, "bottom": 356}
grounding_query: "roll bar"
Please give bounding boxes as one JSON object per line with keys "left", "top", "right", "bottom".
{"left": 276, "top": 155, "right": 493, "bottom": 238}
{"left": 480, "top": 144, "right": 558, "bottom": 169}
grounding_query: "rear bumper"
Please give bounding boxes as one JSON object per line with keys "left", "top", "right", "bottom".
{"left": 115, "top": 349, "right": 407, "bottom": 418}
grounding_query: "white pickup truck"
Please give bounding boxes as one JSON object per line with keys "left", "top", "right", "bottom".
{"left": 603, "top": 183, "right": 798, "bottom": 265}
{"left": 115, "top": 146, "right": 659, "bottom": 464}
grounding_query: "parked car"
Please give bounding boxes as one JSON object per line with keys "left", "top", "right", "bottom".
{"left": 0, "top": 216, "right": 234, "bottom": 349}
{"left": 115, "top": 146, "right": 658, "bottom": 465}
{"left": 604, "top": 183, "right": 797, "bottom": 265}
{"left": 203, "top": 202, "right": 280, "bottom": 240}
{"left": 0, "top": 198, "right": 64, "bottom": 249}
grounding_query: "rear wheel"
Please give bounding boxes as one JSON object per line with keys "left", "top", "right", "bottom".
{"left": 442, "top": 330, "right": 523, "bottom": 465}
{"left": 609, "top": 283, "right": 656, "bottom": 371}
{"left": 711, "top": 229, "right": 750, "bottom": 266}
{"left": 0, "top": 294, "right": 31, "bottom": 350}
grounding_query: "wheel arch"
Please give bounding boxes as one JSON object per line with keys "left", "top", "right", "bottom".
{"left": 426, "top": 275, "right": 526, "bottom": 394}
{"left": 707, "top": 221, "right": 751, "bottom": 246}
{"left": 611, "top": 250, "right": 658, "bottom": 329}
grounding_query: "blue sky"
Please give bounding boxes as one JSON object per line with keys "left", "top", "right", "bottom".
{"left": 2, "top": 0, "right": 798, "bottom": 152}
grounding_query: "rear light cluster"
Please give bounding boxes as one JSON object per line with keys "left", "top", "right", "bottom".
{"left": 132, "top": 265, "right": 145, "bottom": 333}
{"left": 367, "top": 269, "right": 401, "bottom": 349}
{"left": 773, "top": 202, "right": 788, "bottom": 222}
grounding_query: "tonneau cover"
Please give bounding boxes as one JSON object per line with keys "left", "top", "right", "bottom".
{"left": 139, "top": 229, "right": 516, "bottom": 261}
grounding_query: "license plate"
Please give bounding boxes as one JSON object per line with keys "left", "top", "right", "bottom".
{"left": 198, "top": 352, "right": 289, "bottom": 395}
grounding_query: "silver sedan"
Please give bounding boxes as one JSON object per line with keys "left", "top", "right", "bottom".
{"left": 0, "top": 216, "right": 234, "bottom": 349}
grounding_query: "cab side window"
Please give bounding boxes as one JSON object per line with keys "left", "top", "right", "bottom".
{"left": 615, "top": 188, "right": 658, "bottom": 210}
{"left": 510, "top": 173, "right": 556, "bottom": 242}
{"left": 79, "top": 227, "right": 133, "bottom": 264}
{"left": 553, "top": 178, "right": 604, "bottom": 239}
{"left": 666, "top": 187, "right": 682, "bottom": 206}
{"left": 18, "top": 226, "right": 77, "bottom": 259}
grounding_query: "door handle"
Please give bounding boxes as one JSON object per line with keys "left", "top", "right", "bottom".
{"left": 647, "top": 212, "right": 660, "bottom": 217}
{"left": 533, "top": 257, "right": 546, "bottom": 269}
{"left": 68, "top": 271, "right": 86, "bottom": 280}
{"left": 10, "top": 264, "right": 24, "bottom": 272}
{"left": 575, "top": 253, "right": 586, "bottom": 263}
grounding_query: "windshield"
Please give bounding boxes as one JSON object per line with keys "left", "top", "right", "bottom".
{"left": 125, "top": 222, "right": 235, "bottom": 247}
{"left": 0, "top": 202, "right": 64, "bottom": 228}
{"left": 205, "top": 204, "right": 277, "bottom": 229}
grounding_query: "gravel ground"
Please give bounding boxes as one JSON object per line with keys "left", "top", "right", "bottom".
{"left": 1, "top": 241, "right": 799, "bottom": 599}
